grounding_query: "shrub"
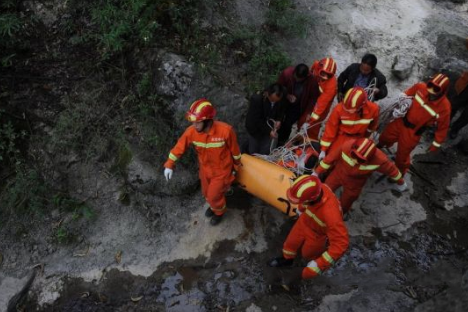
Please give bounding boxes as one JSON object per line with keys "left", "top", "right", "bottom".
{"left": 266, "top": 0, "right": 309, "bottom": 37}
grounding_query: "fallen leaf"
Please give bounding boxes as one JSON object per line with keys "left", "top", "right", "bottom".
{"left": 131, "top": 295, "right": 143, "bottom": 302}
{"left": 115, "top": 250, "right": 122, "bottom": 264}
{"left": 98, "top": 293, "right": 108, "bottom": 303}
{"left": 80, "top": 292, "right": 90, "bottom": 298}
{"left": 73, "top": 245, "right": 90, "bottom": 257}
{"left": 32, "top": 263, "right": 44, "bottom": 274}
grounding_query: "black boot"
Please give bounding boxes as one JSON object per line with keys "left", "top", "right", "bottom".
{"left": 205, "top": 208, "right": 215, "bottom": 217}
{"left": 210, "top": 214, "right": 223, "bottom": 226}
{"left": 450, "top": 129, "right": 459, "bottom": 140}
{"left": 268, "top": 256, "right": 293, "bottom": 267}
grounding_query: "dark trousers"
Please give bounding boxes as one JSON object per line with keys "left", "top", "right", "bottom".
{"left": 247, "top": 134, "right": 273, "bottom": 155}
{"left": 451, "top": 88, "right": 468, "bottom": 133}
{"left": 278, "top": 104, "right": 301, "bottom": 145}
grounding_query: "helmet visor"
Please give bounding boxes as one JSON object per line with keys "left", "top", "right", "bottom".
{"left": 427, "top": 82, "right": 441, "bottom": 94}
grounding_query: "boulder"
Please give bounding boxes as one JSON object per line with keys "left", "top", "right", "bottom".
{"left": 391, "top": 55, "right": 414, "bottom": 81}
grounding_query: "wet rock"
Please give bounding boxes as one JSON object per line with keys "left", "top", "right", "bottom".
{"left": 456, "top": 139, "right": 468, "bottom": 154}
{"left": 246, "top": 303, "right": 263, "bottom": 312}
{"left": 154, "top": 53, "right": 195, "bottom": 113}
{"left": 391, "top": 55, "right": 414, "bottom": 81}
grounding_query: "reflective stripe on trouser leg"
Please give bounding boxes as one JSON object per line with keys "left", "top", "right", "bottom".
{"left": 283, "top": 218, "right": 307, "bottom": 259}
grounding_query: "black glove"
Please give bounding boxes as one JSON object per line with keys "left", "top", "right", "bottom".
{"left": 264, "top": 267, "right": 303, "bottom": 290}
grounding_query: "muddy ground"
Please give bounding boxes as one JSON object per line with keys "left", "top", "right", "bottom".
{"left": 1, "top": 0, "right": 468, "bottom": 311}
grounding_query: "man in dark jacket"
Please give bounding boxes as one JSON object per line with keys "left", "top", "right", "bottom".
{"left": 449, "top": 71, "right": 468, "bottom": 139}
{"left": 338, "top": 53, "right": 388, "bottom": 102}
{"left": 277, "top": 64, "right": 319, "bottom": 145}
{"left": 245, "top": 83, "right": 287, "bottom": 154}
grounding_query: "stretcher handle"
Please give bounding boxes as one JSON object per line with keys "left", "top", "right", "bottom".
{"left": 277, "top": 197, "right": 292, "bottom": 216}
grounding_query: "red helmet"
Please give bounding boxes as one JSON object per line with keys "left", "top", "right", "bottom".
{"left": 314, "top": 57, "right": 337, "bottom": 80}
{"left": 351, "top": 138, "right": 376, "bottom": 163}
{"left": 343, "top": 87, "right": 367, "bottom": 111}
{"left": 185, "top": 99, "right": 216, "bottom": 122}
{"left": 287, "top": 175, "right": 322, "bottom": 204}
{"left": 427, "top": 73, "right": 450, "bottom": 95}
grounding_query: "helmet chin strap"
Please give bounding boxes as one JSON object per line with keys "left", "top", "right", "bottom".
{"left": 197, "top": 119, "right": 213, "bottom": 132}
{"left": 428, "top": 93, "right": 442, "bottom": 102}
{"left": 304, "top": 190, "right": 323, "bottom": 206}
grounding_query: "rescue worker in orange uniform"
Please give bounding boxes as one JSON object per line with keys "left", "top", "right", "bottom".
{"left": 267, "top": 175, "right": 349, "bottom": 286}
{"left": 314, "top": 138, "right": 407, "bottom": 215}
{"left": 163, "top": 99, "right": 242, "bottom": 226}
{"left": 301, "top": 57, "right": 338, "bottom": 141}
{"left": 378, "top": 74, "right": 451, "bottom": 176}
{"left": 319, "top": 86, "right": 380, "bottom": 161}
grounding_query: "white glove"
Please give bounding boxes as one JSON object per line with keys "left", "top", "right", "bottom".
{"left": 318, "top": 151, "right": 326, "bottom": 161}
{"left": 164, "top": 168, "right": 173, "bottom": 181}
{"left": 311, "top": 171, "right": 318, "bottom": 177}
{"left": 301, "top": 122, "right": 309, "bottom": 132}
{"left": 393, "top": 181, "right": 408, "bottom": 192}
{"left": 306, "top": 260, "right": 318, "bottom": 269}
{"left": 295, "top": 209, "right": 302, "bottom": 216}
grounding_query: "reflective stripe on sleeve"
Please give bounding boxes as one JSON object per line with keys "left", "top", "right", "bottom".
{"left": 306, "top": 266, "right": 322, "bottom": 275}
{"left": 233, "top": 154, "right": 242, "bottom": 160}
{"left": 341, "top": 152, "right": 357, "bottom": 167}
{"left": 319, "top": 160, "right": 331, "bottom": 170}
{"left": 321, "top": 251, "right": 335, "bottom": 265}
{"left": 311, "top": 112, "right": 320, "bottom": 120}
{"left": 169, "top": 153, "right": 178, "bottom": 161}
{"left": 391, "top": 172, "right": 402, "bottom": 181}
{"left": 432, "top": 141, "right": 441, "bottom": 147}
{"left": 321, "top": 140, "right": 332, "bottom": 147}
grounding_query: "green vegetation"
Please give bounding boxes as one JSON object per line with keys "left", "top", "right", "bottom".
{"left": 0, "top": 0, "right": 309, "bottom": 235}
{"left": 224, "top": 26, "right": 291, "bottom": 92}
{"left": 1, "top": 167, "right": 47, "bottom": 216}
{"left": 266, "top": 0, "right": 309, "bottom": 37}
{"left": 67, "top": 0, "right": 212, "bottom": 60}
{"left": 0, "top": 0, "right": 36, "bottom": 67}
{"left": 0, "top": 112, "right": 26, "bottom": 164}
{"left": 220, "top": 0, "right": 309, "bottom": 91}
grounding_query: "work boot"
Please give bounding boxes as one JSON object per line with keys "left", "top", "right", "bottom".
{"left": 210, "top": 214, "right": 223, "bottom": 226}
{"left": 449, "top": 129, "right": 459, "bottom": 140}
{"left": 268, "top": 256, "right": 293, "bottom": 267}
{"left": 205, "top": 208, "right": 215, "bottom": 217}
{"left": 343, "top": 211, "right": 352, "bottom": 221}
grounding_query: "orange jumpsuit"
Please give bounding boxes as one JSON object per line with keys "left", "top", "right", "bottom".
{"left": 378, "top": 83, "right": 451, "bottom": 175}
{"left": 316, "top": 139, "right": 403, "bottom": 213}
{"left": 302, "top": 61, "right": 338, "bottom": 141}
{"left": 164, "top": 121, "right": 241, "bottom": 215}
{"left": 282, "top": 184, "right": 349, "bottom": 280}
{"left": 320, "top": 101, "right": 380, "bottom": 156}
